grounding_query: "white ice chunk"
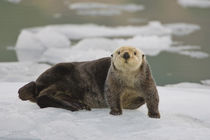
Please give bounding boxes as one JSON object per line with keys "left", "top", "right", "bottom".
{"left": 22, "top": 21, "right": 172, "bottom": 40}
{"left": 165, "top": 23, "right": 200, "bottom": 36}
{"left": 36, "top": 28, "right": 71, "bottom": 49}
{"left": 39, "top": 36, "right": 173, "bottom": 63}
{"left": 15, "top": 22, "right": 205, "bottom": 64}
{"left": 6, "top": 0, "right": 21, "bottom": 4}
{"left": 115, "top": 35, "right": 173, "bottom": 56}
{"left": 178, "top": 0, "right": 210, "bottom": 8}
{"left": 40, "top": 38, "right": 116, "bottom": 63}
{"left": 201, "top": 79, "right": 210, "bottom": 86}
{"left": 16, "top": 30, "right": 46, "bottom": 62}
{"left": 178, "top": 50, "right": 209, "bottom": 58}
{"left": 72, "top": 38, "right": 117, "bottom": 52}
{"left": 75, "top": 9, "right": 121, "bottom": 16}
{"left": 16, "top": 28, "right": 71, "bottom": 62}
{"left": 69, "top": 2, "right": 144, "bottom": 16}
{"left": 165, "top": 82, "right": 210, "bottom": 89}
{"left": 40, "top": 48, "right": 73, "bottom": 64}
{"left": 167, "top": 45, "right": 209, "bottom": 58}
{"left": 0, "top": 62, "right": 50, "bottom": 82}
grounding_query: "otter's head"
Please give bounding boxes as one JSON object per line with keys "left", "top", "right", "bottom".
{"left": 111, "top": 46, "right": 145, "bottom": 72}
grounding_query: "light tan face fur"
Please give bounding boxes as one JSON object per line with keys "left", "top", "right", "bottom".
{"left": 111, "top": 46, "right": 144, "bottom": 72}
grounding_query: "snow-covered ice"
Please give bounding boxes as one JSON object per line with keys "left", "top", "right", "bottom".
{"left": 177, "top": 0, "right": 210, "bottom": 8}
{"left": 15, "top": 22, "right": 207, "bottom": 64}
{"left": 0, "top": 62, "right": 50, "bottom": 82}
{"left": 69, "top": 2, "right": 144, "bottom": 16}
{"left": 0, "top": 82, "right": 210, "bottom": 140}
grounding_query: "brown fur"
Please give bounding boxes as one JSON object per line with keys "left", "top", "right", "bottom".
{"left": 18, "top": 57, "right": 111, "bottom": 111}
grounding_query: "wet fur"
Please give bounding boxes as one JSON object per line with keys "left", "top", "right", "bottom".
{"left": 18, "top": 57, "right": 111, "bottom": 111}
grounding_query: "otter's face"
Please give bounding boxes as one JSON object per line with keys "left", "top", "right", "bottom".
{"left": 111, "top": 46, "right": 144, "bottom": 72}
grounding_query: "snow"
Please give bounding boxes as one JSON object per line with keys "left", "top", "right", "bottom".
{"left": 69, "top": 2, "right": 144, "bottom": 16}
{"left": 0, "top": 62, "right": 50, "bottom": 82}
{"left": 15, "top": 22, "right": 207, "bottom": 64}
{"left": 0, "top": 82, "right": 210, "bottom": 140}
{"left": 178, "top": 0, "right": 210, "bottom": 8}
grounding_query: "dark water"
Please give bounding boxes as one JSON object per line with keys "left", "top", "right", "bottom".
{"left": 0, "top": 0, "right": 210, "bottom": 85}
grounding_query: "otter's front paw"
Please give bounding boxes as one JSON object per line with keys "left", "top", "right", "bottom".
{"left": 148, "top": 112, "right": 160, "bottom": 119}
{"left": 110, "top": 109, "right": 122, "bottom": 115}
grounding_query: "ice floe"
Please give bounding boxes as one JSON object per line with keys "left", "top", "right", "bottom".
{"left": 6, "top": 0, "right": 21, "bottom": 4}
{"left": 0, "top": 62, "right": 50, "bottom": 82}
{"left": 24, "top": 22, "right": 171, "bottom": 39}
{"left": 69, "top": 2, "right": 144, "bottom": 16}
{"left": 201, "top": 79, "right": 210, "bottom": 86}
{"left": 168, "top": 45, "right": 209, "bottom": 58}
{"left": 178, "top": 0, "right": 210, "bottom": 8}
{"left": 15, "top": 22, "right": 206, "bottom": 64}
{"left": 16, "top": 28, "right": 71, "bottom": 62}
{"left": 165, "top": 23, "right": 200, "bottom": 36}
{"left": 178, "top": 50, "right": 209, "bottom": 58}
{"left": 0, "top": 82, "right": 210, "bottom": 140}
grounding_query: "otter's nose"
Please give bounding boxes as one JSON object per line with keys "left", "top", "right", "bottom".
{"left": 123, "top": 52, "right": 130, "bottom": 60}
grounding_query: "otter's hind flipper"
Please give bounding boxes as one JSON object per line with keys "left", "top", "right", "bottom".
{"left": 18, "top": 81, "right": 37, "bottom": 102}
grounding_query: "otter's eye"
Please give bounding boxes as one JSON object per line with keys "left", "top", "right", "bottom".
{"left": 111, "top": 54, "right": 113, "bottom": 57}
{"left": 117, "top": 51, "right": 120, "bottom": 55}
{"left": 134, "top": 52, "right": 137, "bottom": 55}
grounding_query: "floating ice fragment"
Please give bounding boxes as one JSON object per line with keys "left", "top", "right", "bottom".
{"left": 7, "top": 0, "right": 21, "bottom": 4}
{"left": 36, "top": 28, "right": 71, "bottom": 49}
{"left": 16, "top": 28, "right": 71, "bottom": 62}
{"left": 16, "top": 30, "right": 46, "bottom": 62}
{"left": 167, "top": 45, "right": 209, "bottom": 58}
{"left": 39, "top": 36, "right": 174, "bottom": 63}
{"left": 75, "top": 9, "right": 121, "bottom": 16}
{"left": 201, "top": 80, "right": 210, "bottom": 86}
{"left": 165, "top": 82, "right": 210, "bottom": 89}
{"left": 40, "top": 38, "right": 116, "bottom": 63}
{"left": 178, "top": 50, "right": 209, "bottom": 58}
{"left": 15, "top": 22, "right": 205, "bottom": 64}
{"left": 178, "top": 0, "right": 210, "bottom": 8}
{"left": 69, "top": 2, "right": 144, "bottom": 16}
{"left": 165, "top": 23, "right": 200, "bottom": 36}
{"left": 115, "top": 35, "right": 173, "bottom": 56}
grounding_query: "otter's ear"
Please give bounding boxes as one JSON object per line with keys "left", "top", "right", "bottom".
{"left": 111, "top": 54, "right": 113, "bottom": 57}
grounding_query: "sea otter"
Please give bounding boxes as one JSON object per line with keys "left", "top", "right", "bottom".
{"left": 18, "top": 46, "right": 160, "bottom": 118}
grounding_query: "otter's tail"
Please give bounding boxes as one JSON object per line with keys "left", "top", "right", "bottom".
{"left": 18, "top": 81, "right": 37, "bottom": 102}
